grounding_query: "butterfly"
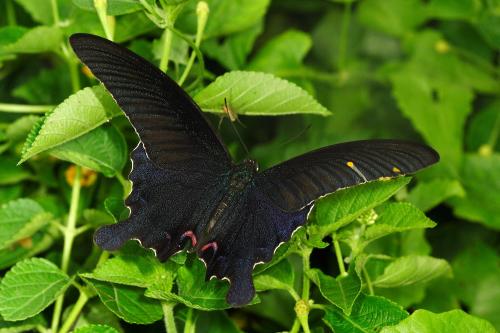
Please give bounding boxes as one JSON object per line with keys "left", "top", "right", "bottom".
{"left": 69, "top": 33, "right": 439, "bottom": 306}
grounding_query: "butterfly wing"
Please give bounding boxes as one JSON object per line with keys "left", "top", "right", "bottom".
{"left": 198, "top": 186, "right": 311, "bottom": 306}
{"left": 255, "top": 139, "right": 439, "bottom": 211}
{"left": 69, "top": 34, "right": 232, "bottom": 257}
{"left": 69, "top": 33, "right": 231, "bottom": 172}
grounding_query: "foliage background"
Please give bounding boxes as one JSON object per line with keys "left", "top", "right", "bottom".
{"left": 0, "top": 0, "right": 499, "bottom": 332}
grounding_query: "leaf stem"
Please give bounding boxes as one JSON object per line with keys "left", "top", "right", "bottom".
{"left": 337, "top": 1, "right": 352, "bottom": 70}
{"left": 51, "top": 166, "right": 82, "bottom": 333}
{"left": 362, "top": 266, "right": 374, "bottom": 296}
{"left": 68, "top": 59, "right": 81, "bottom": 93}
{"left": 162, "top": 302, "right": 178, "bottom": 333}
{"left": 0, "top": 103, "right": 54, "bottom": 113}
{"left": 333, "top": 238, "right": 347, "bottom": 277}
{"left": 50, "top": 0, "right": 60, "bottom": 26}
{"left": 58, "top": 290, "right": 89, "bottom": 333}
{"left": 94, "top": 0, "right": 115, "bottom": 41}
{"left": 160, "top": 28, "right": 174, "bottom": 73}
{"left": 301, "top": 249, "right": 311, "bottom": 301}
{"left": 183, "top": 307, "right": 195, "bottom": 333}
{"left": 289, "top": 319, "right": 300, "bottom": 333}
{"left": 178, "top": 1, "right": 209, "bottom": 86}
{"left": 6, "top": 0, "right": 16, "bottom": 26}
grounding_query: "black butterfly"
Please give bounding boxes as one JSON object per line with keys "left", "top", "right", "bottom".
{"left": 69, "top": 33, "right": 439, "bottom": 306}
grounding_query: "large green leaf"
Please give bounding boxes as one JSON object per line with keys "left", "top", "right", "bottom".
{"left": 13, "top": 0, "right": 70, "bottom": 25}
{"left": 373, "top": 255, "right": 452, "bottom": 288}
{"left": 0, "top": 26, "right": 62, "bottom": 54}
{"left": 86, "top": 279, "right": 163, "bottom": 324}
{"left": 0, "top": 199, "right": 50, "bottom": 250}
{"left": 309, "top": 177, "right": 411, "bottom": 242}
{"left": 380, "top": 309, "right": 496, "bottom": 333}
{"left": 254, "top": 258, "right": 295, "bottom": 293}
{"left": 323, "top": 294, "right": 408, "bottom": 333}
{"left": 20, "top": 85, "right": 122, "bottom": 163}
{"left": 0, "top": 314, "right": 45, "bottom": 333}
{"left": 194, "top": 71, "right": 330, "bottom": 116}
{"left": 73, "top": 324, "right": 120, "bottom": 333}
{"left": 49, "top": 124, "right": 127, "bottom": 177}
{"left": 0, "top": 157, "right": 31, "bottom": 186}
{"left": 308, "top": 267, "right": 361, "bottom": 315}
{"left": 0, "top": 258, "right": 71, "bottom": 321}
{"left": 73, "top": 0, "right": 143, "bottom": 15}
{"left": 408, "top": 179, "right": 465, "bottom": 211}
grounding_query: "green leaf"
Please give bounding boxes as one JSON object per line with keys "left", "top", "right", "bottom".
{"left": 178, "top": 0, "right": 270, "bottom": 38}
{"left": 145, "top": 258, "right": 234, "bottom": 310}
{"left": 477, "top": 10, "right": 500, "bottom": 49}
{"left": 13, "top": 0, "right": 70, "bottom": 25}
{"left": 449, "top": 154, "right": 500, "bottom": 229}
{"left": 0, "top": 157, "right": 31, "bottom": 185}
{"left": 86, "top": 279, "right": 163, "bottom": 324}
{"left": 73, "top": 324, "right": 120, "bottom": 333}
{"left": 254, "top": 258, "right": 294, "bottom": 293}
{"left": 310, "top": 177, "right": 411, "bottom": 241}
{"left": 49, "top": 124, "right": 127, "bottom": 177}
{"left": 427, "top": 0, "right": 481, "bottom": 20}
{"left": 20, "top": 85, "right": 122, "bottom": 163}
{"left": 0, "top": 198, "right": 50, "bottom": 250}
{"left": 308, "top": 267, "right": 361, "bottom": 315}
{"left": 380, "top": 309, "right": 496, "bottom": 333}
{"left": 194, "top": 71, "right": 330, "bottom": 116}
{"left": 0, "top": 314, "right": 45, "bottom": 333}
{"left": 82, "top": 242, "right": 177, "bottom": 290}
{"left": 323, "top": 294, "right": 408, "bottom": 333}
{"left": 465, "top": 100, "right": 500, "bottom": 152}
{"left": 194, "top": 311, "right": 243, "bottom": 333}
{"left": 104, "top": 197, "right": 129, "bottom": 222}
{"left": 408, "top": 179, "right": 465, "bottom": 211}
{"left": 361, "top": 202, "right": 436, "bottom": 244}
{"left": 0, "top": 186, "right": 22, "bottom": 206}
{"left": 5, "top": 116, "right": 40, "bottom": 144}
{"left": 0, "top": 258, "right": 71, "bottom": 321}
{"left": 73, "top": 0, "right": 143, "bottom": 15}
{"left": 247, "top": 29, "right": 312, "bottom": 75}
{"left": 0, "top": 26, "right": 62, "bottom": 54}
{"left": 357, "top": 0, "right": 427, "bottom": 37}
{"left": 373, "top": 255, "right": 452, "bottom": 288}
{"left": 12, "top": 66, "right": 71, "bottom": 104}
{"left": 203, "top": 21, "right": 263, "bottom": 70}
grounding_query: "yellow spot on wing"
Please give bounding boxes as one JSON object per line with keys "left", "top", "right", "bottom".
{"left": 378, "top": 176, "right": 392, "bottom": 181}
{"left": 392, "top": 166, "right": 401, "bottom": 173}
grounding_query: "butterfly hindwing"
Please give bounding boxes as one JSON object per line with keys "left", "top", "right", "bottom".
{"left": 255, "top": 140, "right": 440, "bottom": 211}
{"left": 69, "top": 33, "right": 231, "bottom": 173}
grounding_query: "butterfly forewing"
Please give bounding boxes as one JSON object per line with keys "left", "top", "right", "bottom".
{"left": 256, "top": 140, "right": 440, "bottom": 211}
{"left": 69, "top": 33, "right": 231, "bottom": 173}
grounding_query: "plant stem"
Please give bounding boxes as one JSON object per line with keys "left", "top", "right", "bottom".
{"left": 362, "top": 266, "right": 374, "bottom": 296}
{"left": 337, "top": 1, "right": 352, "bottom": 70}
{"left": 301, "top": 249, "right": 311, "bottom": 301}
{"left": 58, "top": 290, "right": 89, "bottom": 333}
{"left": 295, "top": 248, "right": 312, "bottom": 333}
{"left": 0, "top": 103, "right": 54, "bottom": 113}
{"left": 183, "top": 308, "right": 195, "bottom": 333}
{"left": 162, "top": 302, "right": 177, "bottom": 333}
{"left": 159, "top": 28, "right": 174, "bottom": 73}
{"left": 51, "top": 166, "right": 82, "bottom": 333}
{"left": 68, "top": 59, "right": 81, "bottom": 93}
{"left": 333, "top": 238, "right": 347, "bottom": 276}
{"left": 6, "top": 0, "right": 16, "bottom": 26}
{"left": 289, "top": 319, "right": 300, "bottom": 333}
{"left": 178, "top": 1, "right": 209, "bottom": 86}
{"left": 50, "top": 0, "right": 60, "bottom": 26}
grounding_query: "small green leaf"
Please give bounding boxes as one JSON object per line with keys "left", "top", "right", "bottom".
{"left": 0, "top": 26, "right": 62, "bottom": 54}
{"left": 373, "top": 255, "right": 452, "bottom": 288}
{"left": 380, "top": 309, "right": 496, "bottom": 333}
{"left": 194, "top": 71, "right": 330, "bottom": 116}
{"left": 477, "top": 10, "right": 500, "bottom": 49}
{"left": 408, "top": 179, "right": 465, "bottom": 211}
{"left": 323, "top": 294, "right": 408, "bottom": 333}
{"left": 0, "top": 198, "right": 49, "bottom": 250}
{"left": 254, "top": 258, "right": 294, "bottom": 293}
{"left": 13, "top": 0, "right": 69, "bottom": 25}
{"left": 49, "top": 124, "right": 127, "bottom": 177}
{"left": 310, "top": 177, "right": 411, "bottom": 241}
{"left": 5, "top": 116, "right": 40, "bottom": 144}
{"left": 427, "top": 0, "right": 481, "bottom": 20}
{"left": 20, "top": 85, "right": 122, "bottom": 163}
{"left": 0, "top": 314, "right": 45, "bottom": 333}
{"left": 73, "top": 324, "right": 120, "bottom": 333}
{"left": 0, "top": 258, "right": 71, "bottom": 321}
{"left": 361, "top": 202, "right": 436, "bottom": 244}
{"left": 308, "top": 267, "right": 361, "bottom": 315}
{"left": 86, "top": 279, "right": 163, "bottom": 324}
{"left": 12, "top": 66, "right": 71, "bottom": 104}
{"left": 82, "top": 242, "right": 177, "bottom": 290}
{"left": 0, "top": 157, "right": 31, "bottom": 186}
{"left": 104, "top": 197, "right": 129, "bottom": 222}
{"left": 145, "top": 258, "right": 234, "bottom": 310}
{"left": 194, "top": 311, "right": 243, "bottom": 333}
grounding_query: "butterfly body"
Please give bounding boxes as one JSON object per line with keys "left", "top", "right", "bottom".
{"left": 69, "top": 33, "right": 440, "bottom": 306}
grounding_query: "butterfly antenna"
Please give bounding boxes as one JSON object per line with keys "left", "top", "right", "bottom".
{"left": 277, "top": 124, "right": 312, "bottom": 147}
{"left": 230, "top": 119, "right": 250, "bottom": 157}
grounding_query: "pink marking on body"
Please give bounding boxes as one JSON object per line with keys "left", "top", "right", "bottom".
{"left": 182, "top": 231, "right": 197, "bottom": 247}
{"left": 201, "top": 241, "right": 218, "bottom": 253}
